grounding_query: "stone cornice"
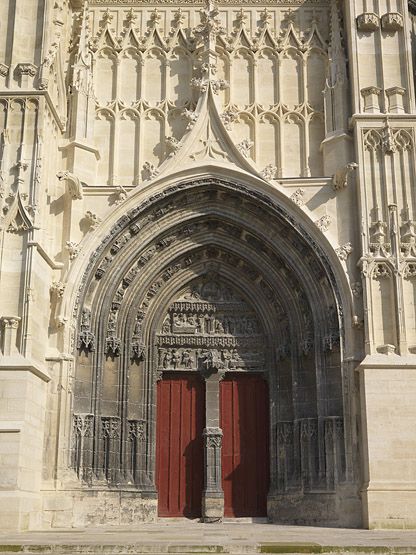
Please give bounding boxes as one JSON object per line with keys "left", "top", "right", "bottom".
{"left": 0, "top": 356, "right": 51, "bottom": 382}
{"left": 356, "top": 353, "right": 416, "bottom": 370}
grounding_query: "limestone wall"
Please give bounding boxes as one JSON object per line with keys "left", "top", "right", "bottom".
{"left": 0, "top": 0, "right": 415, "bottom": 531}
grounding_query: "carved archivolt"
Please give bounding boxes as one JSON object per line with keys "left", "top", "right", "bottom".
{"left": 70, "top": 178, "right": 346, "bottom": 496}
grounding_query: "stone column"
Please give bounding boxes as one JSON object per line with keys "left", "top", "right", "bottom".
{"left": 202, "top": 373, "right": 224, "bottom": 522}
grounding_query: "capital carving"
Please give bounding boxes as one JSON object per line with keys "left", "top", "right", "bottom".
{"left": 361, "top": 87, "right": 382, "bottom": 113}
{"left": 101, "top": 416, "right": 121, "bottom": 439}
{"left": 357, "top": 13, "right": 379, "bottom": 32}
{"left": 381, "top": 12, "right": 403, "bottom": 32}
{"left": 203, "top": 427, "right": 223, "bottom": 449}
{"left": 1, "top": 316, "right": 21, "bottom": 356}
{"left": 73, "top": 413, "right": 94, "bottom": 437}
{"left": 1, "top": 316, "right": 21, "bottom": 330}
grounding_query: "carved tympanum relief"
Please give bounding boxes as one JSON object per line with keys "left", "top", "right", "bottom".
{"left": 156, "top": 276, "right": 265, "bottom": 375}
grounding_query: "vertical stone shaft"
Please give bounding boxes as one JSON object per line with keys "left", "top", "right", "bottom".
{"left": 202, "top": 373, "right": 224, "bottom": 522}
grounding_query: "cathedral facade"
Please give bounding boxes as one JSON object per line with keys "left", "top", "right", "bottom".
{"left": 1, "top": 0, "right": 416, "bottom": 531}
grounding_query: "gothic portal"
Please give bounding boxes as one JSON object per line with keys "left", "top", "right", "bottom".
{"left": 71, "top": 179, "right": 347, "bottom": 524}
{"left": 1, "top": 0, "right": 416, "bottom": 532}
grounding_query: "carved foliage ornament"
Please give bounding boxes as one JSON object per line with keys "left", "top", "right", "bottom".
{"left": 290, "top": 188, "right": 305, "bottom": 206}
{"left": 315, "top": 214, "right": 331, "bottom": 232}
{"left": 335, "top": 242, "right": 353, "bottom": 261}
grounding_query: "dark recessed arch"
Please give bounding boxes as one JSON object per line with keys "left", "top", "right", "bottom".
{"left": 71, "top": 177, "right": 356, "bottom": 525}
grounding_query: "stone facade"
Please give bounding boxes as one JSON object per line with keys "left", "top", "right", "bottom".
{"left": 0, "top": 0, "right": 416, "bottom": 531}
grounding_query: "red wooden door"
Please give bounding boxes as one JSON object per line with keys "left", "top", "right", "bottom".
{"left": 220, "top": 374, "right": 269, "bottom": 517}
{"left": 156, "top": 373, "right": 205, "bottom": 517}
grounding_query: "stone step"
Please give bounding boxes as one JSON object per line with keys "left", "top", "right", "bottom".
{"left": 1, "top": 544, "right": 416, "bottom": 555}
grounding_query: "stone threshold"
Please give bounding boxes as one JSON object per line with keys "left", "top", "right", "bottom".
{"left": 0, "top": 543, "right": 415, "bottom": 555}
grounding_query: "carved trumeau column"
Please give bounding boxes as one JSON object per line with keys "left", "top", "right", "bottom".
{"left": 203, "top": 373, "right": 224, "bottom": 522}
{"left": 202, "top": 425, "right": 224, "bottom": 522}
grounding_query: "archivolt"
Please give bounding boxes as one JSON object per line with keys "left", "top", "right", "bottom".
{"left": 70, "top": 177, "right": 349, "bottom": 497}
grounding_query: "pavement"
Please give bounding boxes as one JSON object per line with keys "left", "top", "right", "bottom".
{"left": 1, "top": 520, "right": 416, "bottom": 554}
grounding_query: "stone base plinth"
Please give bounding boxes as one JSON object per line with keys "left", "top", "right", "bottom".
{"left": 362, "top": 488, "right": 416, "bottom": 529}
{"left": 267, "top": 486, "right": 362, "bottom": 528}
{"left": 358, "top": 356, "right": 416, "bottom": 530}
{"left": 202, "top": 493, "right": 224, "bottom": 523}
{"left": 0, "top": 360, "right": 50, "bottom": 531}
{"left": 41, "top": 490, "right": 158, "bottom": 528}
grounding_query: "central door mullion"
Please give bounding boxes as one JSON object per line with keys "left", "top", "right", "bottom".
{"left": 202, "top": 373, "right": 224, "bottom": 522}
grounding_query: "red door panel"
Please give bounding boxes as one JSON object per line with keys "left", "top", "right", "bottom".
{"left": 221, "top": 375, "right": 269, "bottom": 517}
{"left": 156, "top": 373, "right": 205, "bottom": 517}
